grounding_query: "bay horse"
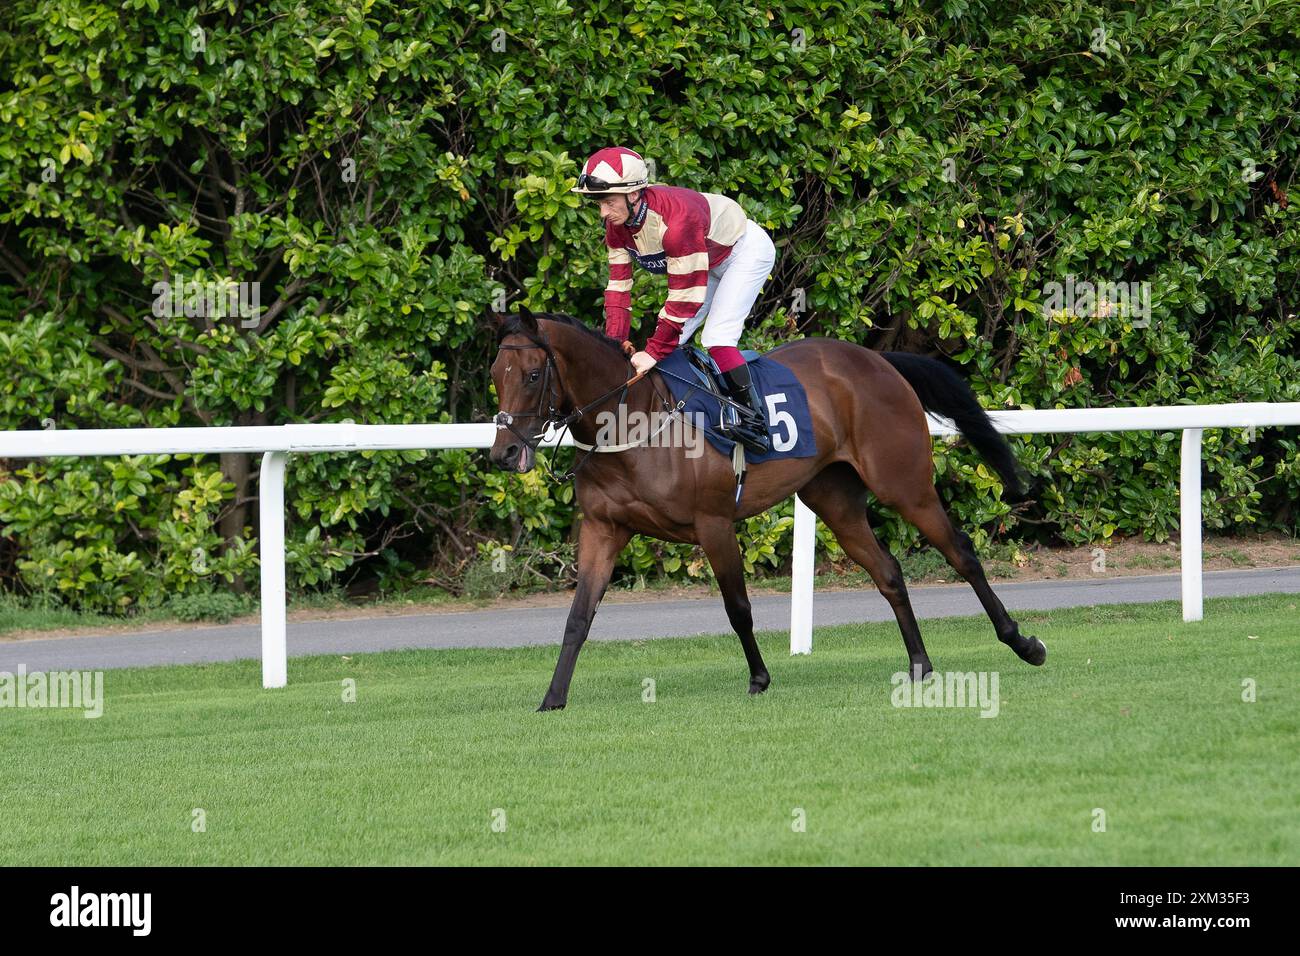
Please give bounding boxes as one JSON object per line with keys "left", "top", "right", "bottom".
{"left": 488, "top": 309, "right": 1046, "bottom": 711}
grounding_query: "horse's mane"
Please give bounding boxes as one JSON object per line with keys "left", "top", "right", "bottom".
{"left": 497, "top": 312, "right": 627, "bottom": 360}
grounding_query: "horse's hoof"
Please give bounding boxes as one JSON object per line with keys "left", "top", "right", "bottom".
{"left": 1019, "top": 637, "right": 1047, "bottom": 666}
{"left": 907, "top": 661, "right": 933, "bottom": 682}
{"left": 748, "top": 672, "right": 771, "bottom": 695}
{"left": 537, "top": 699, "right": 566, "bottom": 712}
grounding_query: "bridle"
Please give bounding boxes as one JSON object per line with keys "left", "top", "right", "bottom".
{"left": 492, "top": 338, "right": 565, "bottom": 448}
{"left": 492, "top": 329, "right": 688, "bottom": 482}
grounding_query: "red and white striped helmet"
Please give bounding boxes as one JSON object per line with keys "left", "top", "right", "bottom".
{"left": 571, "top": 147, "right": 649, "bottom": 195}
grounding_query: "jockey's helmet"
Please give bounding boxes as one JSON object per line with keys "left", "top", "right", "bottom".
{"left": 571, "top": 147, "right": 649, "bottom": 196}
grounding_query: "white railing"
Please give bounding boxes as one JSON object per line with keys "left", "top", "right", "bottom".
{"left": 2, "top": 402, "right": 1298, "bottom": 684}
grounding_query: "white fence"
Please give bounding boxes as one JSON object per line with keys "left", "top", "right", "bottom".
{"left": 2, "top": 402, "right": 1298, "bottom": 686}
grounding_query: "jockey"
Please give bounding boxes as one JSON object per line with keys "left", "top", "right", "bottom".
{"left": 572, "top": 146, "right": 776, "bottom": 455}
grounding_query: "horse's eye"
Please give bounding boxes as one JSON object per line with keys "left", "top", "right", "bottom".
{"left": 528, "top": 369, "right": 540, "bottom": 383}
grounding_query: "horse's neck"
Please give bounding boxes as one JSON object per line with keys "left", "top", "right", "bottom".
{"left": 546, "top": 322, "right": 652, "bottom": 445}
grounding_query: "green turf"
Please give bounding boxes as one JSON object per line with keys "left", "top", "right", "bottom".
{"left": 1, "top": 594, "right": 1297, "bottom": 866}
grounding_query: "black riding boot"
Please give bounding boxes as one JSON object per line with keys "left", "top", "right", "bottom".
{"left": 721, "top": 363, "right": 771, "bottom": 455}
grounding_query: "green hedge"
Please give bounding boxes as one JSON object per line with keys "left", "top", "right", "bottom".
{"left": 1, "top": 0, "right": 1297, "bottom": 612}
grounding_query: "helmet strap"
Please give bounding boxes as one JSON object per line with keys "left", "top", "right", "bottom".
{"left": 625, "top": 190, "right": 648, "bottom": 229}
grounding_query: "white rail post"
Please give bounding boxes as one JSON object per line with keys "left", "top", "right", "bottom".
{"left": 260, "top": 451, "right": 289, "bottom": 687}
{"left": 1180, "top": 428, "right": 1203, "bottom": 622}
{"left": 791, "top": 495, "right": 815, "bottom": 654}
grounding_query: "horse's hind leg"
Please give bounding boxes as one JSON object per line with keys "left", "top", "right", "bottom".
{"left": 892, "top": 484, "right": 1047, "bottom": 666}
{"left": 797, "top": 463, "right": 933, "bottom": 678}
{"left": 696, "top": 517, "right": 771, "bottom": 694}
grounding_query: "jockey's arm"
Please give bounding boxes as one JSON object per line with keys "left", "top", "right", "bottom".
{"left": 643, "top": 220, "right": 710, "bottom": 361}
{"left": 603, "top": 244, "right": 634, "bottom": 342}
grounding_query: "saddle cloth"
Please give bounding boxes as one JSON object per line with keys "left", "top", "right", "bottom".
{"left": 653, "top": 346, "right": 818, "bottom": 463}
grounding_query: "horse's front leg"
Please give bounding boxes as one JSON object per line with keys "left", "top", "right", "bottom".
{"left": 537, "top": 517, "right": 632, "bottom": 712}
{"left": 697, "top": 518, "right": 770, "bottom": 695}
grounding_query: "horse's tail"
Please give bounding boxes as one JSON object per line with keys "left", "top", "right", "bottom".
{"left": 881, "top": 352, "right": 1035, "bottom": 504}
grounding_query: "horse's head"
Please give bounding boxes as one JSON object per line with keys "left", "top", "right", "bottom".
{"left": 488, "top": 308, "right": 557, "bottom": 473}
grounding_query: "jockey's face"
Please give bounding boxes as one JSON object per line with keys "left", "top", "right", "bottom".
{"left": 595, "top": 189, "right": 642, "bottom": 226}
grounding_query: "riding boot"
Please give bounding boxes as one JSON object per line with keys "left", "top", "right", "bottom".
{"left": 721, "top": 363, "right": 771, "bottom": 455}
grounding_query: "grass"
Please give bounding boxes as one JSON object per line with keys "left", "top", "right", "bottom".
{"left": 1126, "top": 553, "right": 1181, "bottom": 571}
{"left": 1, "top": 593, "right": 1297, "bottom": 866}
{"left": 1208, "top": 548, "right": 1256, "bottom": 568}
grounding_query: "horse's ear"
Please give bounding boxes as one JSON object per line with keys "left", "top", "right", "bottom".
{"left": 487, "top": 311, "right": 506, "bottom": 332}
{"left": 517, "top": 306, "right": 538, "bottom": 333}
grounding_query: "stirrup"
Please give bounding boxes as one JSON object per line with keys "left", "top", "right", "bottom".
{"left": 732, "top": 426, "right": 771, "bottom": 455}
{"left": 720, "top": 411, "right": 770, "bottom": 454}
